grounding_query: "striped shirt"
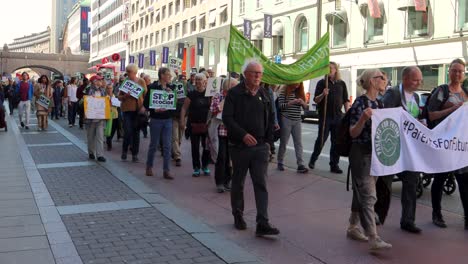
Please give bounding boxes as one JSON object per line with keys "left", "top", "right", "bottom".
{"left": 278, "top": 91, "right": 303, "bottom": 121}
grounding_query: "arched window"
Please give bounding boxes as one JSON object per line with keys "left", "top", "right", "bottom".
{"left": 297, "top": 17, "right": 308, "bottom": 52}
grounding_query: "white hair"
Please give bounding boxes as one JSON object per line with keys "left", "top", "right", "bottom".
{"left": 241, "top": 58, "right": 263, "bottom": 75}
{"left": 195, "top": 73, "right": 207, "bottom": 80}
{"left": 143, "top": 74, "right": 151, "bottom": 80}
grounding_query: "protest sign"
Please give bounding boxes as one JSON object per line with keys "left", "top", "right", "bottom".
{"left": 111, "top": 97, "right": 121, "bottom": 107}
{"left": 149, "top": 90, "right": 177, "bottom": 110}
{"left": 205, "top": 77, "right": 222, "bottom": 97}
{"left": 169, "top": 56, "right": 182, "bottom": 71}
{"left": 119, "top": 79, "right": 144, "bottom": 99}
{"left": 173, "top": 82, "right": 186, "bottom": 99}
{"left": 371, "top": 105, "right": 468, "bottom": 176}
{"left": 84, "top": 96, "right": 111, "bottom": 119}
{"left": 37, "top": 95, "right": 51, "bottom": 109}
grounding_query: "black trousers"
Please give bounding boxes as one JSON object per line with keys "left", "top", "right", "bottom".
{"left": 215, "top": 136, "right": 231, "bottom": 186}
{"left": 122, "top": 111, "right": 140, "bottom": 156}
{"left": 230, "top": 143, "right": 269, "bottom": 224}
{"left": 397, "top": 171, "right": 419, "bottom": 225}
{"left": 431, "top": 172, "right": 468, "bottom": 217}
{"left": 309, "top": 116, "right": 341, "bottom": 168}
{"left": 190, "top": 133, "right": 210, "bottom": 169}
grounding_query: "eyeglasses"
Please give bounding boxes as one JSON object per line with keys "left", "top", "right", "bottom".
{"left": 373, "top": 76, "right": 385, "bottom": 81}
{"left": 246, "top": 71, "right": 263, "bottom": 75}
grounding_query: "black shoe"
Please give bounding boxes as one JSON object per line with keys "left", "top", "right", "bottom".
{"left": 256, "top": 222, "right": 280, "bottom": 236}
{"left": 401, "top": 223, "right": 422, "bottom": 234}
{"left": 89, "top": 154, "right": 96, "bottom": 160}
{"left": 20, "top": 122, "right": 25, "bottom": 128}
{"left": 234, "top": 215, "right": 247, "bottom": 230}
{"left": 97, "top": 157, "right": 106, "bottom": 162}
{"left": 330, "top": 166, "right": 343, "bottom": 174}
{"left": 121, "top": 153, "right": 127, "bottom": 161}
{"left": 277, "top": 163, "right": 284, "bottom": 171}
{"left": 224, "top": 182, "right": 231, "bottom": 192}
{"left": 25, "top": 126, "right": 29, "bottom": 130}
{"left": 432, "top": 213, "right": 447, "bottom": 228}
{"left": 308, "top": 162, "right": 315, "bottom": 169}
{"left": 175, "top": 159, "right": 181, "bottom": 167}
{"left": 297, "top": 165, "right": 308, "bottom": 173}
{"left": 465, "top": 219, "right": 468, "bottom": 230}
{"left": 132, "top": 156, "right": 139, "bottom": 163}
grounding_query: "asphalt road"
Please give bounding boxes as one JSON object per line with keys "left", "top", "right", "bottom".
{"left": 276, "top": 119, "right": 465, "bottom": 217}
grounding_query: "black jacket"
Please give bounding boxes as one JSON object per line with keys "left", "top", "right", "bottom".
{"left": 382, "top": 85, "right": 420, "bottom": 109}
{"left": 223, "top": 82, "right": 274, "bottom": 147}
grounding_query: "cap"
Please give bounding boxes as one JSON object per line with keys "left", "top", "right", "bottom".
{"left": 90, "top": 75, "right": 104, "bottom": 82}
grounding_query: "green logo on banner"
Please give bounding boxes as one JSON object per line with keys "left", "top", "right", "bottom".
{"left": 374, "top": 118, "right": 400, "bottom": 166}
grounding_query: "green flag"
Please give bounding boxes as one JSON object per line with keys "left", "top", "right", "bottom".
{"left": 227, "top": 25, "right": 330, "bottom": 85}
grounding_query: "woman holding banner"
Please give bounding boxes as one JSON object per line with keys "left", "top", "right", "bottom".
{"left": 118, "top": 64, "right": 147, "bottom": 162}
{"left": 428, "top": 58, "right": 468, "bottom": 230}
{"left": 347, "top": 69, "right": 391, "bottom": 250}
{"left": 144, "top": 67, "right": 175, "bottom": 180}
{"left": 180, "top": 73, "right": 212, "bottom": 177}
{"left": 34, "top": 75, "right": 53, "bottom": 131}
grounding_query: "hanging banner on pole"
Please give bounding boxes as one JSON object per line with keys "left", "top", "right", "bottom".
{"left": 264, "top": 14, "right": 272, "bottom": 38}
{"left": 227, "top": 25, "right": 329, "bottom": 85}
{"left": 177, "top": 43, "right": 185, "bottom": 59}
{"left": 197, "top": 37, "right": 204, "bottom": 56}
{"left": 120, "top": 58, "right": 126, "bottom": 72}
{"left": 129, "top": 55, "right": 135, "bottom": 64}
{"left": 162, "top": 47, "right": 169, "bottom": 64}
{"left": 243, "top": 19, "right": 252, "bottom": 40}
{"left": 149, "top": 50, "right": 156, "bottom": 66}
{"left": 138, "top": 53, "right": 144, "bottom": 68}
{"left": 371, "top": 106, "right": 468, "bottom": 176}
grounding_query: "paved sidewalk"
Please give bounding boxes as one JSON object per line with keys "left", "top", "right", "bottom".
{"left": 1, "top": 113, "right": 259, "bottom": 264}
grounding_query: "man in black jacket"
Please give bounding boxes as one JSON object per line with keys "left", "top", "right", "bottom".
{"left": 222, "top": 60, "right": 279, "bottom": 237}
{"left": 382, "top": 66, "right": 423, "bottom": 234}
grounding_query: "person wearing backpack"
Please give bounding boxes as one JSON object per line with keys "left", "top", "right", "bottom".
{"left": 308, "top": 62, "right": 350, "bottom": 173}
{"left": 381, "top": 66, "right": 424, "bottom": 234}
{"left": 346, "top": 69, "right": 391, "bottom": 250}
{"left": 427, "top": 58, "right": 468, "bottom": 230}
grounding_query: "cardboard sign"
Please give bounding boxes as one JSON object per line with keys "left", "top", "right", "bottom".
{"left": 169, "top": 56, "right": 182, "bottom": 71}
{"left": 37, "top": 95, "right": 51, "bottom": 109}
{"left": 84, "top": 96, "right": 111, "bottom": 120}
{"left": 111, "top": 97, "right": 121, "bottom": 107}
{"left": 173, "top": 82, "right": 186, "bottom": 99}
{"left": 149, "top": 90, "right": 177, "bottom": 110}
{"left": 205, "top": 77, "right": 222, "bottom": 97}
{"left": 119, "top": 79, "right": 144, "bottom": 99}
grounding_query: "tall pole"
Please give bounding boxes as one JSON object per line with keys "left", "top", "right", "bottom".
{"left": 320, "top": 21, "right": 329, "bottom": 150}
{"left": 316, "top": 0, "right": 322, "bottom": 43}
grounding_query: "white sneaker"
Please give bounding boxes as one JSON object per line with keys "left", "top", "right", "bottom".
{"left": 346, "top": 227, "right": 368, "bottom": 241}
{"left": 369, "top": 237, "right": 392, "bottom": 250}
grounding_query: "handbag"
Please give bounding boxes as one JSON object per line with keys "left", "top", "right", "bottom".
{"left": 191, "top": 122, "right": 208, "bottom": 135}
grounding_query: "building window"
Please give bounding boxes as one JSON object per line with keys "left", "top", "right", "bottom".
{"left": 175, "top": 0, "right": 180, "bottom": 13}
{"left": 219, "top": 5, "right": 228, "bottom": 24}
{"left": 183, "top": 20, "right": 188, "bottom": 35}
{"left": 256, "top": 0, "right": 262, "bottom": 9}
{"left": 150, "top": 12, "right": 154, "bottom": 24}
{"left": 145, "top": 35, "right": 148, "bottom": 48}
{"left": 168, "top": 26, "right": 172, "bottom": 40}
{"left": 140, "top": 37, "right": 143, "bottom": 49}
{"left": 175, "top": 23, "right": 180, "bottom": 38}
{"left": 192, "top": 0, "right": 197, "bottom": 6}
{"left": 145, "top": 15, "right": 149, "bottom": 27}
{"left": 190, "top": 18, "right": 196, "bottom": 33}
{"left": 162, "top": 29, "right": 166, "bottom": 42}
{"left": 156, "top": 10, "right": 160, "bottom": 22}
{"left": 406, "top": 7, "right": 429, "bottom": 37}
{"left": 272, "top": 35, "right": 283, "bottom": 55}
{"left": 459, "top": 0, "right": 468, "bottom": 30}
{"left": 240, "top": 0, "right": 245, "bottom": 15}
{"left": 332, "top": 18, "right": 347, "bottom": 47}
{"left": 135, "top": 39, "right": 139, "bottom": 50}
{"left": 162, "top": 6, "right": 166, "bottom": 19}
{"left": 199, "top": 14, "right": 206, "bottom": 30}
{"left": 184, "top": 0, "right": 190, "bottom": 9}
{"left": 136, "top": 21, "right": 139, "bottom": 31}
{"left": 156, "top": 31, "right": 160, "bottom": 43}
{"left": 150, "top": 33, "right": 153, "bottom": 46}
{"left": 296, "top": 17, "right": 308, "bottom": 52}
{"left": 366, "top": 11, "right": 384, "bottom": 42}
{"left": 208, "top": 40, "right": 215, "bottom": 66}
{"left": 209, "top": 9, "right": 216, "bottom": 28}
{"left": 169, "top": 2, "right": 173, "bottom": 17}
{"left": 252, "top": 40, "right": 263, "bottom": 52}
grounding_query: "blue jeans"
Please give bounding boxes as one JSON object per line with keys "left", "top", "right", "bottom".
{"left": 146, "top": 118, "right": 172, "bottom": 171}
{"left": 122, "top": 111, "right": 140, "bottom": 156}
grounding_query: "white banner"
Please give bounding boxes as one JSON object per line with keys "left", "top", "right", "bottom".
{"left": 168, "top": 56, "right": 182, "bottom": 71}
{"left": 37, "top": 95, "right": 50, "bottom": 109}
{"left": 371, "top": 105, "right": 468, "bottom": 176}
{"left": 205, "top": 77, "right": 222, "bottom": 97}
{"left": 173, "top": 82, "right": 186, "bottom": 99}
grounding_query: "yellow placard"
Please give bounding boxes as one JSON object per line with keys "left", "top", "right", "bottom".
{"left": 84, "top": 96, "right": 111, "bottom": 120}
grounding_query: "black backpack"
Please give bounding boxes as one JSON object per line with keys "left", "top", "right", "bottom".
{"left": 336, "top": 95, "right": 382, "bottom": 157}
{"left": 422, "top": 85, "right": 449, "bottom": 129}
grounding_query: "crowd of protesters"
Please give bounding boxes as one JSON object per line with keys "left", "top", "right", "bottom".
{"left": 2, "top": 57, "right": 467, "bottom": 248}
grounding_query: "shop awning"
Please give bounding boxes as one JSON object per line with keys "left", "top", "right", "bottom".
{"left": 358, "top": 0, "right": 386, "bottom": 17}
{"left": 325, "top": 9, "right": 348, "bottom": 25}
{"left": 397, "top": 0, "right": 428, "bottom": 11}
{"left": 272, "top": 22, "right": 283, "bottom": 36}
{"left": 251, "top": 27, "right": 264, "bottom": 40}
